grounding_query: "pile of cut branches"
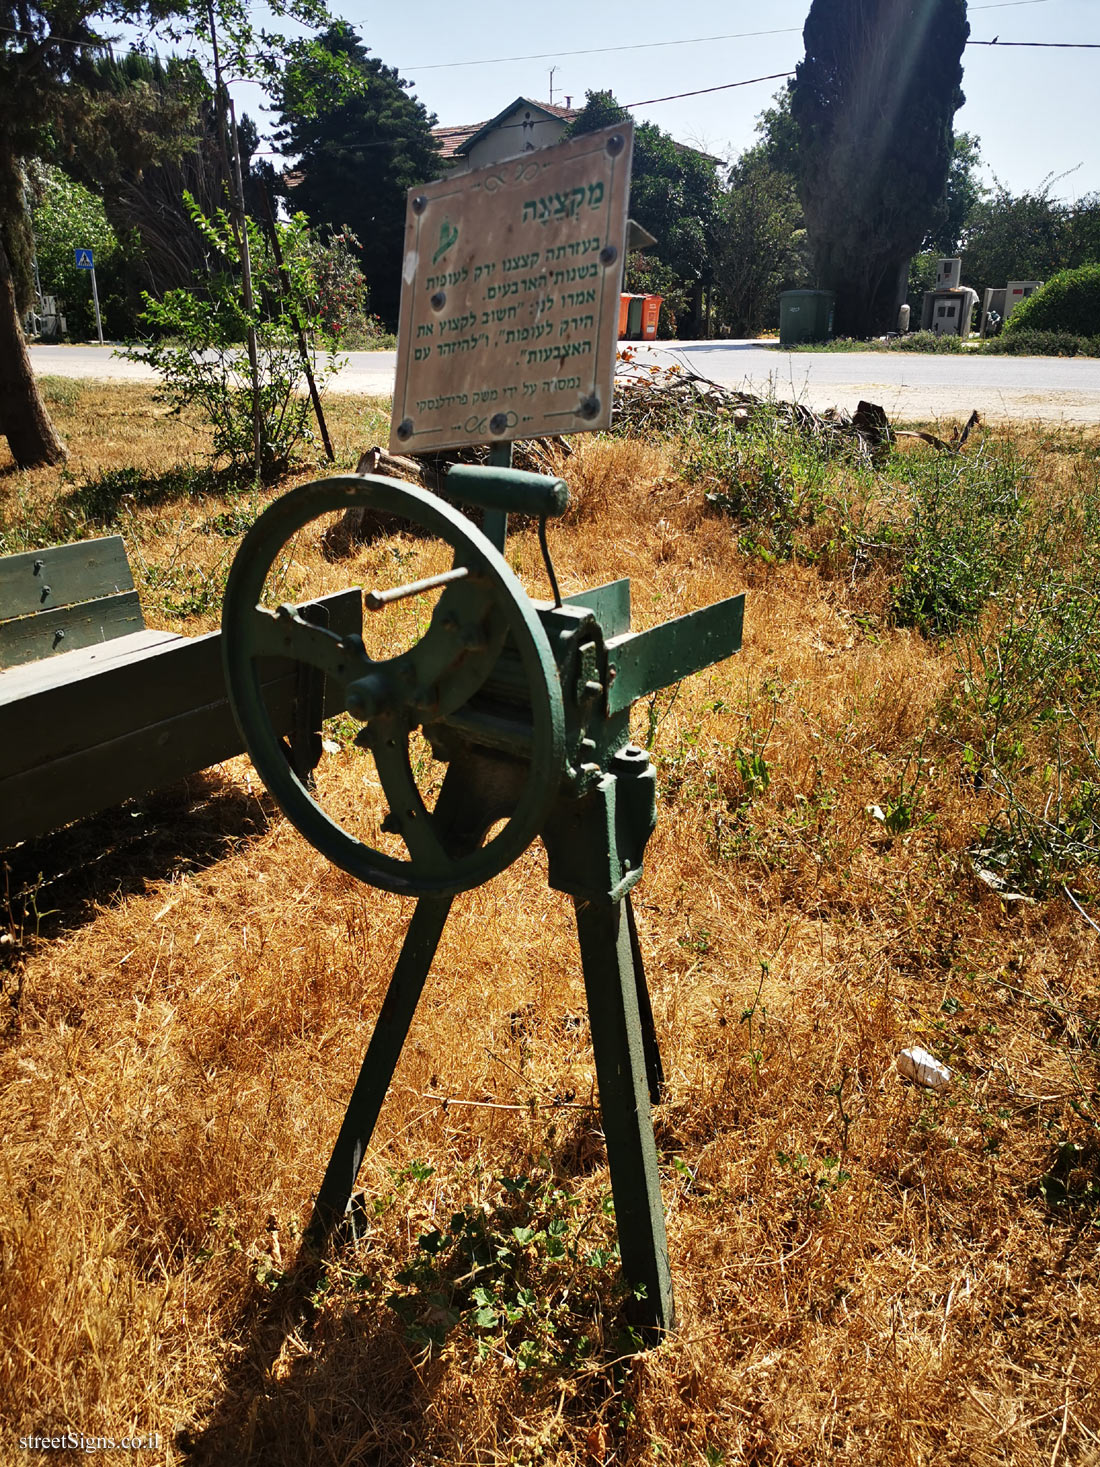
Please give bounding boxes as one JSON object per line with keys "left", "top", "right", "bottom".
{"left": 612, "top": 357, "right": 896, "bottom": 461}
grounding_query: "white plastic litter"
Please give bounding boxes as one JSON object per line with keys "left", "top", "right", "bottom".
{"left": 897, "top": 1047, "right": 952, "bottom": 1090}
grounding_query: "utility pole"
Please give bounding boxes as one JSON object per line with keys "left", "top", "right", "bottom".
{"left": 89, "top": 261, "right": 103, "bottom": 344}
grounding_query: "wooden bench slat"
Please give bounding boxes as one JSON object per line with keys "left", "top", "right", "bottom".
{"left": 0, "top": 586, "right": 362, "bottom": 848}
{"left": 0, "top": 590, "right": 146, "bottom": 668}
{"left": 0, "top": 536, "right": 135, "bottom": 622}
{"left": 0, "top": 669, "right": 306, "bottom": 846}
{"left": 0, "top": 628, "right": 183, "bottom": 705}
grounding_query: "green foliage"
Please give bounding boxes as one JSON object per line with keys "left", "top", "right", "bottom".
{"left": 296, "top": 223, "right": 370, "bottom": 343}
{"left": 894, "top": 329, "right": 965, "bottom": 352}
{"left": 790, "top": 0, "right": 969, "bottom": 337}
{"left": 951, "top": 478, "right": 1100, "bottom": 891}
{"left": 272, "top": 24, "right": 443, "bottom": 331}
{"left": 982, "top": 329, "right": 1100, "bottom": 358}
{"left": 685, "top": 405, "right": 834, "bottom": 562}
{"left": 0, "top": 0, "right": 360, "bottom": 471}
{"left": 568, "top": 91, "right": 722, "bottom": 337}
{"left": 623, "top": 252, "right": 682, "bottom": 336}
{"left": 790, "top": 329, "right": 965, "bottom": 353}
{"left": 1004, "top": 265, "right": 1100, "bottom": 339}
{"left": 961, "top": 185, "right": 1100, "bottom": 291}
{"left": 717, "top": 152, "right": 806, "bottom": 336}
{"left": 124, "top": 199, "right": 340, "bottom": 481}
{"left": 29, "top": 165, "right": 128, "bottom": 338}
{"left": 923, "top": 132, "right": 985, "bottom": 255}
{"left": 890, "top": 441, "right": 1023, "bottom": 634}
{"left": 751, "top": 89, "right": 801, "bottom": 181}
{"left": 68, "top": 53, "right": 243, "bottom": 304}
{"left": 383, "top": 1170, "right": 639, "bottom": 1367}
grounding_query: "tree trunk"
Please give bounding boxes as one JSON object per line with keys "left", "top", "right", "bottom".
{"left": 0, "top": 230, "right": 67, "bottom": 469}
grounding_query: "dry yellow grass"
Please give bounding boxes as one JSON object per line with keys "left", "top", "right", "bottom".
{"left": 1, "top": 385, "right": 1098, "bottom": 1466}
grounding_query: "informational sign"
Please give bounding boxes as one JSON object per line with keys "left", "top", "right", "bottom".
{"left": 389, "top": 122, "right": 633, "bottom": 455}
{"left": 74, "top": 248, "right": 94, "bottom": 270}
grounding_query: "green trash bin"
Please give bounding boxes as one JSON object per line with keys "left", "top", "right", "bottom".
{"left": 779, "top": 289, "right": 835, "bottom": 346}
{"left": 626, "top": 295, "right": 644, "bottom": 339}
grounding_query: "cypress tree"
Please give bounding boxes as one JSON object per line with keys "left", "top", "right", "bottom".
{"left": 790, "top": 0, "right": 969, "bottom": 337}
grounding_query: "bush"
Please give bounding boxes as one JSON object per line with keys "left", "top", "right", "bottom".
{"left": 889, "top": 440, "right": 1023, "bottom": 634}
{"left": 683, "top": 405, "right": 833, "bottom": 561}
{"left": 1004, "top": 263, "right": 1100, "bottom": 337}
{"left": 30, "top": 165, "right": 131, "bottom": 339}
{"left": 789, "top": 330, "right": 966, "bottom": 353}
{"left": 982, "top": 329, "right": 1100, "bottom": 358}
{"left": 893, "top": 329, "right": 965, "bottom": 352}
{"left": 124, "top": 198, "right": 341, "bottom": 482}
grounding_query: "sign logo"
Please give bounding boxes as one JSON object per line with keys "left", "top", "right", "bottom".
{"left": 74, "top": 248, "right": 94, "bottom": 269}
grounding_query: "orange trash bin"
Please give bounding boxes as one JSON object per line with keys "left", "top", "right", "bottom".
{"left": 641, "top": 295, "right": 663, "bottom": 340}
{"left": 618, "top": 293, "right": 632, "bottom": 338}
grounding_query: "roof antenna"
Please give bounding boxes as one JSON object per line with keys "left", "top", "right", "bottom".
{"left": 548, "top": 65, "right": 557, "bottom": 105}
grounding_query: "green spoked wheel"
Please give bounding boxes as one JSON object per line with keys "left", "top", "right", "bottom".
{"left": 221, "top": 475, "right": 566, "bottom": 897}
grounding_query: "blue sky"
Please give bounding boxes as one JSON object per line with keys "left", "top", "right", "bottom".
{"left": 238, "top": 0, "right": 1097, "bottom": 199}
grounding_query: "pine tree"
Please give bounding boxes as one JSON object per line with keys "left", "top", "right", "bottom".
{"left": 0, "top": 0, "right": 349, "bottom": 471}
{"left": 273, "top": 25, "right": 443, "bottom": 331}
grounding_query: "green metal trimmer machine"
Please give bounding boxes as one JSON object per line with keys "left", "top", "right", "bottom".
{"left": 221, "top": 461, "right": 744, "bottom": 1333}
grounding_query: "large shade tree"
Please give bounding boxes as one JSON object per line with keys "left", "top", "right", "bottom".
{"left": 566, "top": 91, "right": 723, "bottom": 336}
{"left": 272, "top": 25, "right": 443, "bottom": 331}
{"left": 0, "top": 0, "right": 116, "bottom": 466}
{"left": 790, "top": 0, "right": 969, "bottom": 337}
{"left": 962, "top": 185, "right": 1100, "bottom": 290}
{"left": 0, "top": 0, "right": 349, "bottom": 470}
{"left": 70, "top": 52, "right": 250, "bottom": 303}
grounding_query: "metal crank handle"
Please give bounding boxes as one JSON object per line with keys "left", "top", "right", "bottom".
{"left": 364, "top": 565, "right": 468, "bottom": 611}
{"left": 446, "top": 465, "right": 571, "bottom": 519}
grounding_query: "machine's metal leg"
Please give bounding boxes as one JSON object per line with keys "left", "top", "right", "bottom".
{"left": 305, "top": 893, "right": 451, "bottom": 1249}
{"left": 625, "top": 892, "right": 664, "bottom": 1106}
{"left": 573, "top": 897, "right": 675, "bottom": 1334}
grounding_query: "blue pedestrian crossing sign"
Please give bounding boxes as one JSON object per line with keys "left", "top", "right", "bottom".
{"left": 74, "top": 248, "right": 94, "bottom": 270}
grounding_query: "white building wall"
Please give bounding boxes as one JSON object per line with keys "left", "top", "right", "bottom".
{"left": 451, "top": 106, "right": 569, "bottom": 173}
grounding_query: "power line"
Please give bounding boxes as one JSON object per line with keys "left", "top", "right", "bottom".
{"left": 404, "top": 27, "right": 801, "bottom": 73}
{"left": 0, "top": 22, "right": 108, "bottom": 48}
{"left": 400, "top": 1, "right": 1062, "bottom": 76}
{"left": 624, "top": 72, "right": 795, "bottom": 110}
{"left": 970, "top": 38, "right": 1100, "bottom": 46}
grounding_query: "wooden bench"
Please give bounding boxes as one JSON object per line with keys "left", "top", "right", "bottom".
{"left": 0, "top": 535, "right": 361, "bottom": 849}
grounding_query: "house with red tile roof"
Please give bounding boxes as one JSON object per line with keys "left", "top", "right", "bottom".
{"left": 433, "top": 97, "right": 580, "bottom": 174}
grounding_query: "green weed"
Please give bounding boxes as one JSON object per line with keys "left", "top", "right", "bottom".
{"left": 383, "top": 1171, "right": 637, "bottom": 1370}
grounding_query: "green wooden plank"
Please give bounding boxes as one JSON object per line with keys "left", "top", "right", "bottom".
{"left": 0, "top": 671, "right": 299, "bottom": 846}
{"left": 604, "top": 593, "right": 744, "bottom": 716}
{"left": 0, "top": 592, "right": 145, "bottom": 668}
{"left": 560, "top": 578, "right": 632, "bottom": 637}
{"left": 0, "top": 588, "right": 361, "bottom": 779}
{"left": 0, "top": 537, "right": 133, "bottom": 621}
{"left": 0, "top": 630, "right": 182, "bottom": 705}
{"left": 0, "top": 587, "right": 361, "bottom": 847}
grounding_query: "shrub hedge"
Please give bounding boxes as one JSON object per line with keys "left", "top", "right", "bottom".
{"left": 1004, "top": 263, "right": 1100, "bottom": 337}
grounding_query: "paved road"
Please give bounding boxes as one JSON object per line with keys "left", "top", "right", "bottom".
{"left": 29, "top": 340, "right": 1100, "bottom": 425}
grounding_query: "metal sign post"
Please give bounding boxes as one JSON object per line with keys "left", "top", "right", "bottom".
{"left": 73, "top": 248, "right": 103, "bottom": 345}
{"left": 221, "top": 124, "right": 747, "bottom": 1340}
